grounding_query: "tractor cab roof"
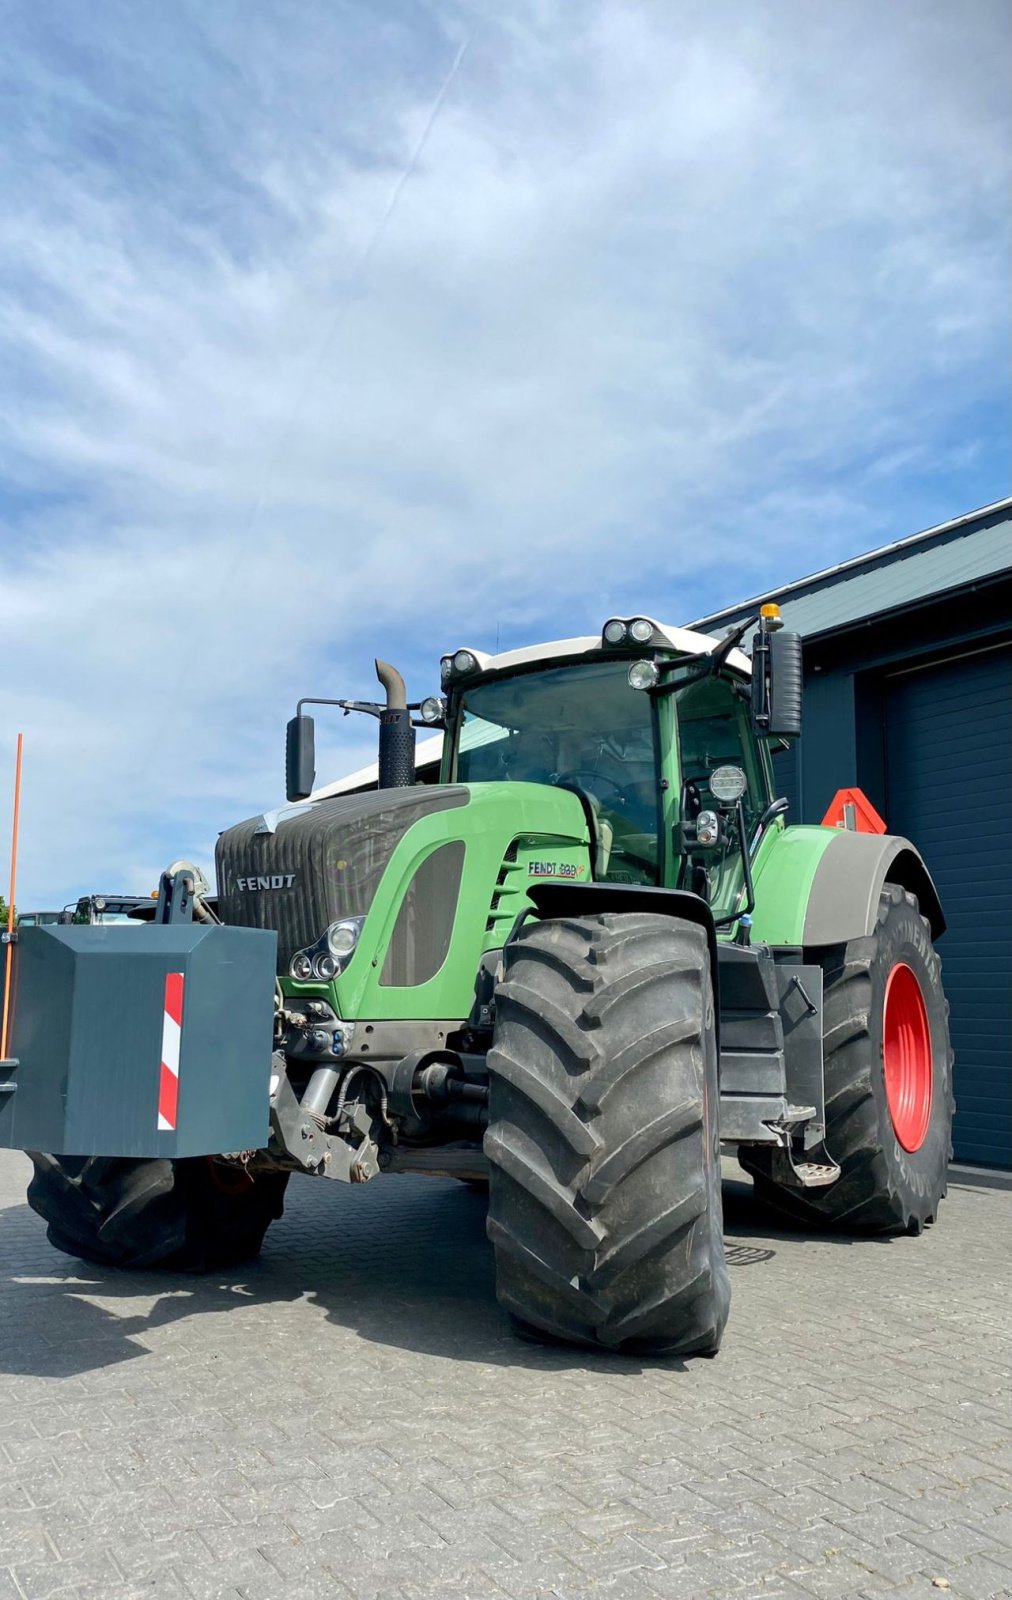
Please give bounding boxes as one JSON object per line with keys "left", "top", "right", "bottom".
{"left": 442, "top": 621, "right": 751, "bottom": 683}
{"left": 311, "top": 619, "right": 752, "bottom": 802}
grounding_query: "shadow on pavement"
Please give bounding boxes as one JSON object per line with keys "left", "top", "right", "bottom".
{"left": 0, "top": 1166, "right": 906, "bottom": 1381}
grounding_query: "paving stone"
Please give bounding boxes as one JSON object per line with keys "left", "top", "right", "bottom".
{"left": 9, "top": 1552, "right": 123, "bottom": 1600}
{"left": 964, "top": 1509, "right": 1012, "bottom": 1552}
{"left": 896, "top": 1521, "right": 1011, "bottom": 1566}
{"left": 0, "top": 1154, "right": 1009, "bottom": 1600}
{"left": 930, "top": 1551, "right": 1012, "bottom": 1600}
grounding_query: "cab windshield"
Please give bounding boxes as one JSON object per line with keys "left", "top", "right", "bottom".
{"left": 69, "top": 900, "right": 145, "bottom": 925}
{"left": 453, "top": 659, "right": 660, "bottom": 884}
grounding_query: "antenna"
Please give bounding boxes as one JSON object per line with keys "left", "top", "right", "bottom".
{"left": 1, "top": 733, "right": 23, "bottom": 1061}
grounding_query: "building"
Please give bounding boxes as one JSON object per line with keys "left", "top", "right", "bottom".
{"left": 693, "top": 497, "right": 1012, "bottom": 1168}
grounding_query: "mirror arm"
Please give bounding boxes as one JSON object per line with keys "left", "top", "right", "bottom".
{"left": 713, "top": 799, "right": 757, "bottom": 929}
{"left": 750, "top": 629, "right": 771, "bottom": 731}
{"left": 708, "top": 615, "right": 757, "bottom": 671}
{"left": 297, "top": 696, "right": 385, "bottom": 721}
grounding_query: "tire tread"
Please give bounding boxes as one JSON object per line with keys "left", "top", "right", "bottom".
{"left": 27, "top": 1155, "right": 288, "bottom": 1271}
{"left": 485, "top": 912, "right": 729, "bottom": 1356}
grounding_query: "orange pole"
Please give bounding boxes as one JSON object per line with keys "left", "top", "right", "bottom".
{"left": 1, "top": 733, "right": 24, "bottom": 1061}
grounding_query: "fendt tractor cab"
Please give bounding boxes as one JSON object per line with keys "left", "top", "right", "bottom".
{"left": 4, "top": 613, "right": 952, "bottom": 1357}
{"left": 59, "top": 895, "right": 152, "bottom": 926}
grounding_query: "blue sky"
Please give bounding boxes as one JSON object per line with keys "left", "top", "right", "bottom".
{"left": 1, "top": 0, "right": 1009, "bottom": 906}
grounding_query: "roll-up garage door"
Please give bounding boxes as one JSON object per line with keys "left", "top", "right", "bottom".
{"left": 884, "top": 645, "right": 1012, "bottom": 1167}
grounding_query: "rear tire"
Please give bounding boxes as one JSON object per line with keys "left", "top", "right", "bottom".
{"left": 27, "top": 1155, "right": 289, "bottom": 1270}
{"left": 485, "top": 913, "right": 729, "bottom": 1356}
{"left": 740, "top": 885, "right": 953, "bottom": 1233}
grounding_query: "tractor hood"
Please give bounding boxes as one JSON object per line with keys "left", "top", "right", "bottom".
{"left": 216, "top": 786, "right": 468, "bottom": 970}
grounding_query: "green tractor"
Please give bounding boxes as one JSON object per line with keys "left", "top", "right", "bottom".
{"left": 11, "top": 612, "right": 953, "bottom": 1357}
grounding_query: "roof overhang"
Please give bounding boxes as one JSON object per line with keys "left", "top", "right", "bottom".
{"left": 689, "top": 497, "right": 1012, "bottom": 640}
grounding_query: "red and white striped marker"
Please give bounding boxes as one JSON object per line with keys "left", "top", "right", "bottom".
{"left": 157, "top": 971, "right": 185, "bottom": 1132}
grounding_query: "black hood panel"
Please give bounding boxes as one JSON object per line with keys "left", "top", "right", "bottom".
{"left": 215, "top": 786, "right": 468, "bottom": 968}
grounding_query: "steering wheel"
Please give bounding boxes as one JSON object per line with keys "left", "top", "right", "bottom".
{"left": 553, "top": 769, "right": 629, "bottom": 805}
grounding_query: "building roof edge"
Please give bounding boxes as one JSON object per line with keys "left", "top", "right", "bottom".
{"left": 688, "top": 496, "right": 1012, "bottom": 630}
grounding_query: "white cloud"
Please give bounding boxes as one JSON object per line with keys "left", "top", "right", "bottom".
{"left": 0, "top": 0, "right": 1008, "bottom": 905}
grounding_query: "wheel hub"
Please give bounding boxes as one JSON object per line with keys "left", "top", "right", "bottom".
{"left": 883, "top": 962, "right": 933, "bottom": 1152}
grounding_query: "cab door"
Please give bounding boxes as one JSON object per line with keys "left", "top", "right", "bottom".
{"left": 671, "top": 673, "right": 770, "bottom": 919}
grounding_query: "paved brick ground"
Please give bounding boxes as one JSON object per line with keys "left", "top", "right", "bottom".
{"left": 0, "top": 1150, "right": 1009, "bottom": 1600}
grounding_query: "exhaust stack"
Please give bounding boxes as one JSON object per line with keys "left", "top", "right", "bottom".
{"left": 375, "top": 660, "right": 416, "bottom": 789}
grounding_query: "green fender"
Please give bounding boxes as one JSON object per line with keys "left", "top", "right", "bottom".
{"left": 749, "top": 824, "right": 944, "bottom": 947}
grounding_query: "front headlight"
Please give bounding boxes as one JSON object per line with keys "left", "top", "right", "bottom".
{"left": 453, "top": 649, "right": 477, "bottom": 674}
{"left": 290, "top": 915, "right": 366, "bottom": 984}
{"left": 696, "top": 809, "right": 720, "bottom": 846}
{"left": 629, "top": 617, "right": 654, "bottom": 643}
{"left": 603, "top": 619, "right": 628, "bottom": 644}
{"left": 327, "top": 918, "right": 364, "bottom": 959}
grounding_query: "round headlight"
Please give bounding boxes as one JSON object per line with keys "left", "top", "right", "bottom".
{"left": 327, "top": 921, "right": 359, "bottom": 958}
{"left": 419, "top": 696, "right": 445, "bottom": 724}
{"left": 440, "top": 656, "right": 453, "bottom": 686}
{"left": 628, "top": 659, "right": 660, "bottom": 691}
{"left": 313, "top": 951, "right": 338, "bottom": 981}
{"left": 629, "top": 618, "right": 654, "bottom": 643}
{"left": 603, "top": 619, "right": 627, "bottom": 644}
{"left": 93, "top": 896, "right": 106, "bottom": 912}
{"left": 290, "top": 952, "right": 313, "bottom": 981}
{"left": 709, "top": 764, "right": 748, "bottom": 803}
{"left": 453, "top": 649, "right": 477, "bottom": 674}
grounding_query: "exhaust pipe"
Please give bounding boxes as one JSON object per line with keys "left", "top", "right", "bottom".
{"left": 375, "top": 660, "right": 416, "bottom": 789}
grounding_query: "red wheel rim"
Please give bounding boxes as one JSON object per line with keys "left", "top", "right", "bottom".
{"left": 883, "top": 963, "right": 933, "bottom": 1152}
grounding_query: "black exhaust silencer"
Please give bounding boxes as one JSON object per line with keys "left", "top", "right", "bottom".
{"left": 375, "top": 659, "right": 416, "bottom": 789}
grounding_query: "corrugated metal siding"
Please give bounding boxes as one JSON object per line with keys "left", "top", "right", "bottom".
{"left": 689, "top": 500, "right": 1012, "bottom": 640}
{"left": 773, "top": 518, "right": 1011, "bottom": 638}
{"left": 884, "top": 647, "right": 1012, "bottom": 1167}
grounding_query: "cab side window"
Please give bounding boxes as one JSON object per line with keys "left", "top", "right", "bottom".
{"left": 675, "top": 676, "right": 767, "bottom": 828}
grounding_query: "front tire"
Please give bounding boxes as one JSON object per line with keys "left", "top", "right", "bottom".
{"left": 27, "top": 1154, "right": 289, "bottom": 1270}
{"left": 740, "top": 885, "right": 953, "bottom": 1233}
{"left": 485, "top": 912, "right": 730, "bottom": 1356}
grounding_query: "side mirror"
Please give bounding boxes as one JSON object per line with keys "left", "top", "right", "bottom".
{"left": 286, "top": 713, "right": 316, "bottom": 801}
{"left": 751, "top": 628, "right": 802, "bottom": 740}
{"left": 768, "top": 629, "right": 803, "bottom": 738}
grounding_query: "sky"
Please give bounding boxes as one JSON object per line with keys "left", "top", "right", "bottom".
{"left": 0, "top": 0, "right": 1009, "bottom": 908}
